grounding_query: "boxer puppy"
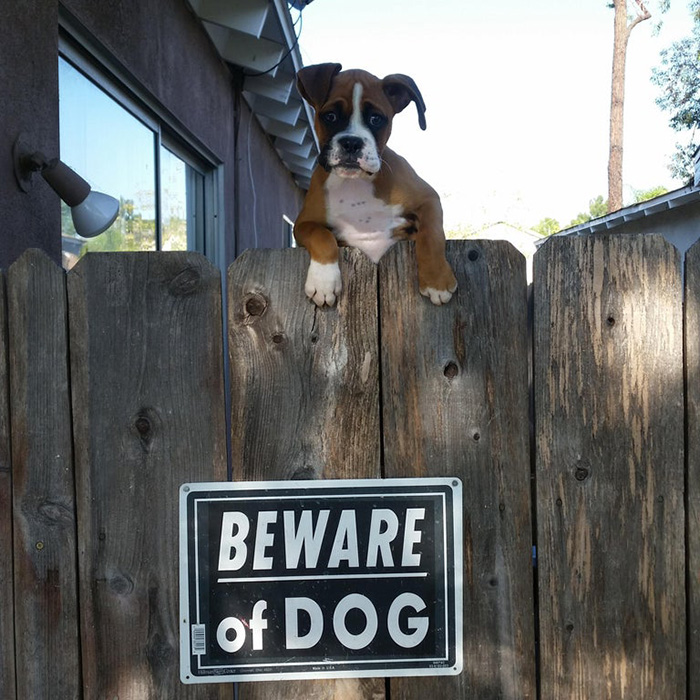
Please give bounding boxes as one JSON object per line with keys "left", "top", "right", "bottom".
{"left": 294, "top": 63, "right": 457, "bottom": 307}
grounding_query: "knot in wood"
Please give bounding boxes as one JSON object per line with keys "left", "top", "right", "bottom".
{"left": 292, "top": 466, "right": 317, "bottom": 480}
{"left": 135, "top": 415, "right": 151, "bottom": 437}
{"left": 574, "top": 466, "right": 589, "bottom": 482}
{"left": 109, "top": 572, "right": 134, "bottom": 596}
{"left": 443, "top": 361, "right": 459, "bottom": 379}
{"left": 38, "top": 500, "right": 73, "bottom": 525}
{"left": 168, "top": 266, "right": 201, "bottom": 296}
{"left": 244, "top": 293, "right": 268, "bottom": 319}
{"left": 132, "top": 408, "right": 160, "bottom": 452}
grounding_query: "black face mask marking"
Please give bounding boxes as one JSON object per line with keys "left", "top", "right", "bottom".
{"left": 318, "top": 105, "right": 351, "bottom": 171}
{"left": 319, "top": 83, "right": 383, "bottom": 176}
{"left": 363, "top": 106, "right": 388, "bottom": 135}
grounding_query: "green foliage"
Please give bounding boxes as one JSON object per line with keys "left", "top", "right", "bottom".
{"left": 652, "top": 0, "right": 700, "bottom": 181}
{"left": 667, "top": 142, "right": 697, "bottom": 180}
{"left": 533, "top": 218, "right": 561, "bottom": 237}
{"left": 588, "top": 195, "right": 608, "bottom": 218}
{"left": 633, "top": 185, "right": 669, "bottom": 202}
{"left": 568, "top": 195, "right": 608, "bottom": 227}
{"left": 62, "top": 197, "right": 160, "bottom": 259}
{"left": 569, "top": 211, "right": 593, "bottom": 227}
{"left": 445, "top": 223, "right": 478, "bottom": 239}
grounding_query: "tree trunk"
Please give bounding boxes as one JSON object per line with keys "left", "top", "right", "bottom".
{"left": 607, "top": 0, "right": 651, "bottom": 214}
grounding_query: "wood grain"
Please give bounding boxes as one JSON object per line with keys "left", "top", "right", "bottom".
{"left": 228, "top": 247, "right": 384, "bottom": 700}
{"left": 7, "top": 250, "right": 80, "bottom": 699}
{"left": 228, "top": 247, "right": 381, "bottom": 483}
{"left": 534, "top": 234, "right": 685, "bottom": 699}
{"left": 686, "top": 239, "right": 700, "bottom": 700}
{"left": 0, "top": 268, "right": 16, "bottom": 700}
{"left": 380, "top": 240, "right": 536, "bottom": 699}
{"left": 67, "top": 252, "right": 231, "bottom": 699}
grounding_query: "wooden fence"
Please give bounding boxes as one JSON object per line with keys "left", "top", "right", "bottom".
{"left": 0, "top": 235, "right": 696, "bottom": 699}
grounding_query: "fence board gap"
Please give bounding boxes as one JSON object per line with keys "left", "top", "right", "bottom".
{"left": 7, "top": 249, "right": 80, "bottom": 699}
{"left": 228, "top": 247, "right": 383, "bottom": 700}
{"left": 380, "top": 240, "right": 536, "bottom": 699}
{"left": 0, "top": 266, "right": 16, "bottom": 700}
{"left": 534, "top": 233, "right": 685, "bottom": 699}
{"left": 67, "top": 251, "right": 230, "bottom": 699}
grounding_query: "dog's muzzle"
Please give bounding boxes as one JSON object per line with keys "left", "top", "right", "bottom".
{"left": 320, "top": 134, "right": 380, "bottom": 176}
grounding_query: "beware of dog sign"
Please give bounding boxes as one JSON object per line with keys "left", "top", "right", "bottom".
{"left": 179, "top": 478, "right": 462, "bottom": 683}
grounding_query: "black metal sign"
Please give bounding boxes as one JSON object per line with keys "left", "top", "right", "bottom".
{"left": 180, "top": 478, "right": 462, "bottom": 683}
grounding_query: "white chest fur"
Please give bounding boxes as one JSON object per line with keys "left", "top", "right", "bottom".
{"left": 324, "top": 174, "right": 405, "bottom": 263}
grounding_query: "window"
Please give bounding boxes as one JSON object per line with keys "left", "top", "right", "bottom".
{"left": 58, "top": 52, "right": 219, "bottom": 269}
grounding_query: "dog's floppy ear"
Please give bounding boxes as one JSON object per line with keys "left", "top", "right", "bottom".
{"left": 296, "top": 63, "right": 343, "bottom": 109}
{"left": 382, "top": 74, "right": 427, "bottom": 131}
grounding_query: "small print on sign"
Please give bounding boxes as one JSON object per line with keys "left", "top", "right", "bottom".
{"left": 179, "top": 478, "right": 462, "bottom": 683}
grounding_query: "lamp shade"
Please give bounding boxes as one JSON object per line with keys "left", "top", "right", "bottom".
{"left": 71, "top": 190, "right": 120, "bottom": 238}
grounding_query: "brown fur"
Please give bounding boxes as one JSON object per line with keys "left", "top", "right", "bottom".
{"left": 295, "top": 63, "right": 457, "bottom": 304}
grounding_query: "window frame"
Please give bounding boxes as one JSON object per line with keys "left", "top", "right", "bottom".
{"left": 58, "top": 14, "right": 224, "bottom": 268}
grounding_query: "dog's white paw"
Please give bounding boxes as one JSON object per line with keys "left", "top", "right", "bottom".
{"left": 420, "top": 285, "right": 455, "bottom": 306}
{"left": 305, "top": 260, "right": 342, "bottom": 307}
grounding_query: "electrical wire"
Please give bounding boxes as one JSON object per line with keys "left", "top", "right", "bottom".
{"left": 243, "top": 7, "right": 304, "bottom": 78}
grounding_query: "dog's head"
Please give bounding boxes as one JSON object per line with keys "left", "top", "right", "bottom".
{"left": 296, "top": 63, "right": 427, "bottom": 179}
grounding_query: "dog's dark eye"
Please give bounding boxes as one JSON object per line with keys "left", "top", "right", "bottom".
{"left": 321, "top": 111, "right": 338, "bottom": 124}
{"left": 368, "top": 113, "right": 387, "bottom": 128}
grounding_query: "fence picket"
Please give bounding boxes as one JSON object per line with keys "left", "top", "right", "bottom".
{"left": 7, "top": 250, "right": 80, "bottom": 699}
{"left": 67, "top": 252, "right": 230, "bottom": 699}
{"left": 534, "top": 234, "right": 685, "bottom": 699}
{"left": 380, "top": 240, "right": 536, "bottom": 699}
{"left": 228, "top": 247, "right": 384, "bottom": 700}
{"left": 685, "top": 239, "right": 700, "bottom": 700}
{"left": 0, "top": 267, "right": 15, "bottom": 700}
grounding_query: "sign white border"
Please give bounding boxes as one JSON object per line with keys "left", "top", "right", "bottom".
{"left": 180, "top": 478, "right": 463, "bottom": 683}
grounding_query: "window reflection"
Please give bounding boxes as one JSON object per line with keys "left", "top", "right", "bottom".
{"left": 160, "top": 146, "right": 204, "bottom": 252}
{"left": 59, "top": 58, "right": 157, "bottom": 267}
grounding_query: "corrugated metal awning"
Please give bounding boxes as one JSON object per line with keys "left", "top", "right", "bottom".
{"left": 188, "top": 0, "right": 317, "bottom": 189}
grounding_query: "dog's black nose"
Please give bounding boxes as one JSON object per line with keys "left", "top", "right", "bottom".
{"left": 338, "top": 136, "right": 364, "bottom": 155}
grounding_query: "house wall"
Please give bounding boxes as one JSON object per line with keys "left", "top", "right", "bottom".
{"left": 0, "top": 0, "right": 304, "bottom": 270}
{"left": 605, "top": 201, "right": 700, "bottom": 255}
{"left": 235, "top": 101, "right": 305, "bottom": 254}
{"left": 0, "top": 1, "right": 61, "bottom": 266}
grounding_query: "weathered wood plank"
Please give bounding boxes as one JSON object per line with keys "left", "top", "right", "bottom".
{"left": 7, "top": 250, "right": 80, "bottom": 699}
{"left": 380, "top": 240, "right": 536, "bottom": 699}
{"left": 228, "top": 247, "right": 384, "bottom": 700}
{"left": 68, "top": 252, "right": 230, "bottom": 699}
{"left": 686, "top": 239, "right": 700, "bottom": 700}
{"left": 0, "top": 268, "right": 16, "bottom": 700}
{"left": 534, "top": 234, "right": 685, "bottom": 699}
{"left": 228, "top": 247, "right": 381, "bottom": 482}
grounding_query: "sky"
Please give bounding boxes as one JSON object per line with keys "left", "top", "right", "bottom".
{"left": 296, "top": 0, "right": 695, "bottom": 232}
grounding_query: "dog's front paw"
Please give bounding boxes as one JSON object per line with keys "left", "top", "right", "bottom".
{"left": 305, "top": 260, "right": 342, "bottom": 307}
{"left": 419, "top": 264, "right": 457, "bottom": 306}
{"left": 420, "top": 285, "right": 456, "bottom": 305}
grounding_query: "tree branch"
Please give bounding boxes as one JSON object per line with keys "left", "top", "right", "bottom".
{"left": 634, "top": 0, "right": 651, "bottom": 17}
{"left": 628, "top": 0, "right": 652, "bottom": 35}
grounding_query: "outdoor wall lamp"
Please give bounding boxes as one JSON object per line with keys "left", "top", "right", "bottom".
{"left": 13, "top": 133, "right": 119, "bottom": 238}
